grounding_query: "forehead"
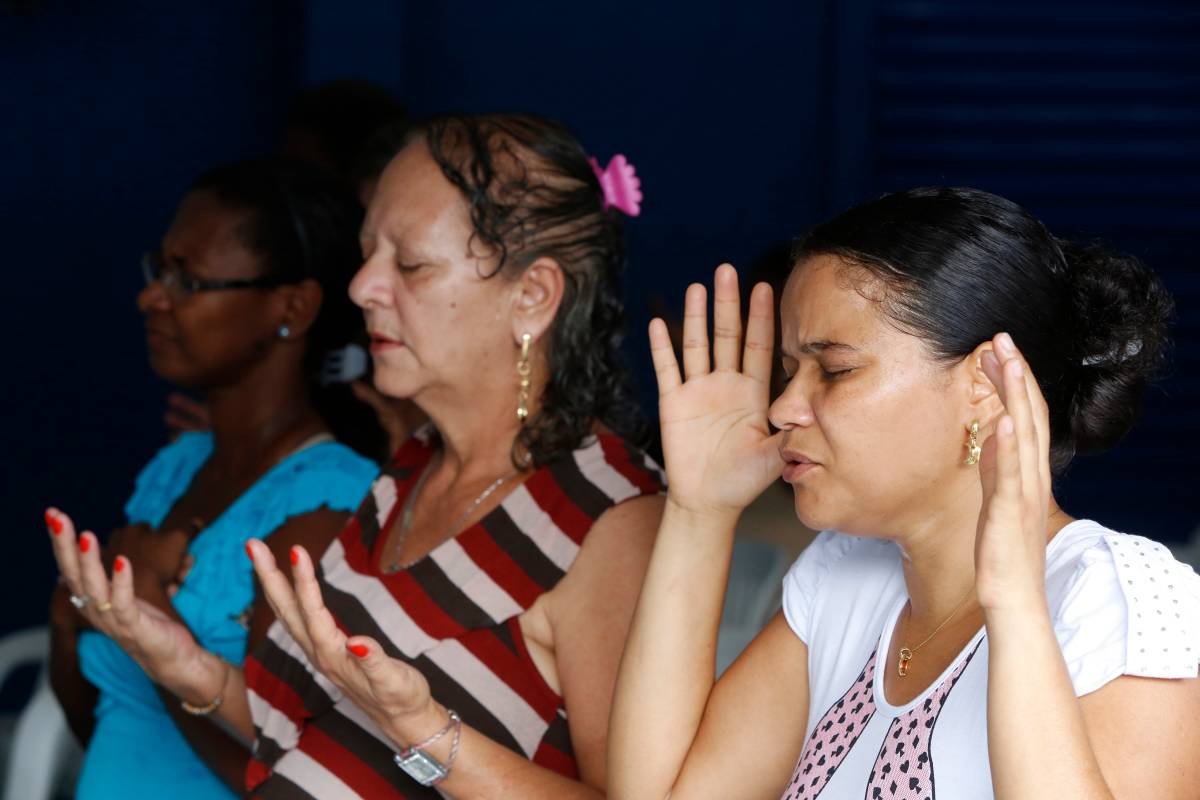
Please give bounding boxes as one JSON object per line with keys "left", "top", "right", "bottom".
{"left": 365, "top": 142, "right": 472, "bottom": 249}
{"left": 779, "top": 254, "right": 895, "bottom": 352}
{"left": 164, "top": 191, "right": 261, "bottom": 273}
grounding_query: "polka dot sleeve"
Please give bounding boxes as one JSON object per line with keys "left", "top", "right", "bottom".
{"left": 1054, "top": 531, "right": 1200, "bottom": 697}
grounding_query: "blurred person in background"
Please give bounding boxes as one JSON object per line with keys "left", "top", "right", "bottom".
{"left": 47, "top": 158, "right": 385, "bottom": 799}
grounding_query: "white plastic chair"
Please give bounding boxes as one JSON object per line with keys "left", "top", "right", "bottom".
{"left": 716, "top": 539, "right": 793, "bottom": 675}
{"left": 0, "top": 627, "right": 81, "bottom": 800}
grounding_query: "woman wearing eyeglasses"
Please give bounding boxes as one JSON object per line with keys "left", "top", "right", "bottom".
{"left": 46, "top": 159, "right": 384, "bottom": 800}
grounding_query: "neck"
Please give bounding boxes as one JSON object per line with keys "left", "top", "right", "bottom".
{"left": 416, "top": 381, "right": 532, "bottom": 484}
{"left": 202, "top": 353, "right": 323, "bottom": 476}
{"left": 894, "top": 482, "right": 1072, "bottom": 624}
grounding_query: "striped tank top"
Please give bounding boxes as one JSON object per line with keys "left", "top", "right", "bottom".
{"left": 243, "top": 428, "right": 665, "bottom": 799}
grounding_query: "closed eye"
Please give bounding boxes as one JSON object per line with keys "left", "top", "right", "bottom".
{"left": 821, "top": 367, "right": 855, "bottom": 380}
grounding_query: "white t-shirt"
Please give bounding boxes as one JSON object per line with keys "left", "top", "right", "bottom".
{"left": 778, "top": 520, "right": 1200, "bottom": 800}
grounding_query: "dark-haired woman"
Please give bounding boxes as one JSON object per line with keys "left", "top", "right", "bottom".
{"left": 50, "top": 114, "right": 665, "bottom": 798}
{"left": 609, "top": 187, "right": 1200, "bottom": 799}
{"left": 47, "top": 159, "right": 383, "bottom": 800}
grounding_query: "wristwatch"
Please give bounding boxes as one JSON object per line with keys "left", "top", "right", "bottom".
{"left": 394, "top": 747, "right": 450, "bottom": 786}
{"left": 393, "top": 709, "right": 461, "bottom": 786}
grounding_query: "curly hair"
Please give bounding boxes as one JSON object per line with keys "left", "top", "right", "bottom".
{"left": 415, "top": 113, "right": 646, "bottom": 468}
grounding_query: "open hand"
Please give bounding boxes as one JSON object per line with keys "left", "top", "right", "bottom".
{"left": 649, "top": 264, "right": 784, "bottom": 518}
{"left": 45, "top": 509, "right": 225, "bottom": 699}
{"left": 974, "top": 333, "right": 1054, "bottom": 615}
{"left": 246, "top": 540, "right": 437, "bottom": 738}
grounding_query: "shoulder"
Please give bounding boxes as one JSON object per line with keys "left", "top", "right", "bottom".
{"left": 569, "top": 432, "right": 667, "bottom": 503}
{"left": 125, "top": 431, "right": 214, "bottom": 520}
{"left": 781, "top": 531, "right": 896, "bottom": 644}
{"left": 1046, "top": 519, "right": 1200, "bottom": 696}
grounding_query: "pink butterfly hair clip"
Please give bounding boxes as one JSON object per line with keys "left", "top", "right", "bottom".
{"left": 588, "top": 154, "right": 643, "bottom": 217}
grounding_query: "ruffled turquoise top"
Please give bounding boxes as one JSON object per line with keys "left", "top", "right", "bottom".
{"left": 75, "top": 431, "right": 376, "bottom": 800}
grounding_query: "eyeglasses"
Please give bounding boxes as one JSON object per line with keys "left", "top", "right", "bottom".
{"left": 141, "top": 252, "right": 292, "bottom": 299}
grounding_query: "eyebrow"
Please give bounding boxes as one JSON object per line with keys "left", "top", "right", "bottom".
{"left": 796, "top": 340, "right": 859, "bottom": 355}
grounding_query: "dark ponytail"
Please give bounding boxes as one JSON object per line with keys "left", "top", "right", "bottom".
{"left": 793, "top": 186, "right": 1173, "bottom": 473}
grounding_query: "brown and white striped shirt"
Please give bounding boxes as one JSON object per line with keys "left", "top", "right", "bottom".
{"left": 243, "top": 429, "right": 665, "bottom": 798}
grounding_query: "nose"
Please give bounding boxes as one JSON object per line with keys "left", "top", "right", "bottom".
{"left": 348, "top": 252, "right": 393, "bottom": 310}
{"left": 768, "top": 375, "right": 815, "bottom": 431}
{"left": 136, "top": 279, "right": 171, "bottom": 314}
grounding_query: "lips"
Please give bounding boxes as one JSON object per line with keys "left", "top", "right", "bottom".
{"left": 368, "top": 332, "right": 405, "bottom": 351}
{"left": 780, "top": 447, "right": 821, "bottom": 482}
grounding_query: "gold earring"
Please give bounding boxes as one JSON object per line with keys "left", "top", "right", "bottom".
{"left": 516, "top": 333, "right": 532, "bottom": 422}
{"left": 964, "top": 421, "right": 981, "bottom": 466}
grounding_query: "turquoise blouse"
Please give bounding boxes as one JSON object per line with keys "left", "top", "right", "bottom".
{"left": 75, "top": 432, "right": 376, "bottom": 800}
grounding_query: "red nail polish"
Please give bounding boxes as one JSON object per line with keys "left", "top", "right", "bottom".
{"left": 114, "top": 556, "right": 126, "bottom": 573}
{"left": 45, "top": 511, "right": 64, "bottom": 535}
{"left": 347, "top": 643, "right": 369, "bottom": 658}
{"left": 79, "top": 535, "right": 91, "bottom": 553}
{"left": 245, "top": 542, "right": 254, "bottom": 562}
{"left": 289, "top": 547, "right": 299, "bottom": 566}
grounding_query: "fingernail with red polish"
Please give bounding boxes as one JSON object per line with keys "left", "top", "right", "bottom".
{"left": 114, "top": 556, "right": 126, "bottom": 573}
{"left": 245, "top": 542, "right": 254, "bottom": 562}
{"left": 45, "top": 510, "right": 63, "bottom": 535}
{"left": 79, "top": 534, "right": 91, "bottom": 553}
{"left": 289, "top": 546, "right": 299, "bottom": 566}
{"left": 347, "top": 643, "right": 369, "bottom": 658}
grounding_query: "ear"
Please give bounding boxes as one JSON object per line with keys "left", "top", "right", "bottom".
{"left": 960, "top": 339, "right": 1006, "bottom": 431}
{"left": 276, "top": 279, "right": 324, "bottom": 340}
{"left": 509, "top": 257, "right": 565, "bottom": 345}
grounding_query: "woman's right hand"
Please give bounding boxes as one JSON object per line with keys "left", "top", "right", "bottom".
{"left": 649, "top": 264, "right": 784, "bottom": 519}
{"left": 45, "top": 509, "right": 226, "bottom": 701}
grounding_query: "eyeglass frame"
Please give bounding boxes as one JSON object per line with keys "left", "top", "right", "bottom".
{"left": 141, "top": 251, "right": 296, "bottom": 296}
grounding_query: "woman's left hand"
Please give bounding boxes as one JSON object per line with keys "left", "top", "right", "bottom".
{"left": 246, "top": 540, "right": 442, "bottom": 740}
{"left": 974, "top": 332, "right": 1054, "bottom": 616}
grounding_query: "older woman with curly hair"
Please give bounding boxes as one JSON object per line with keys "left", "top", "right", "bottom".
{"left": 49, "top": 113, "right": 665, "bottom": 799}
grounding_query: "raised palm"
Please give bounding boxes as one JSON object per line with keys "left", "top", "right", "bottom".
{"left": 651, "top": 265, "right": 784, "bottom": 516}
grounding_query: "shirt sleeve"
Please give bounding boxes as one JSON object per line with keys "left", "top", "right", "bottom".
{"left": 780, "top": 531, "right": 853, "bottom": 645}
{"left": 1054, "top": 531, "right": 1200, "bottom": 697}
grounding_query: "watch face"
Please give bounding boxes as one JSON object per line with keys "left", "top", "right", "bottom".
{"left": 394, "top": 749, "right": 448, "bottom": 786}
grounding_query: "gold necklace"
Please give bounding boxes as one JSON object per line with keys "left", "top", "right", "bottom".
{"left": 896, "top": 584, "right": 975, "bottom": 677}
{"left": 382, "top": 462, "right": 518, "bottom": 574}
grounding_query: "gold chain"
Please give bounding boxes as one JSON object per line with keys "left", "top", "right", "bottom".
{"left": 896, "top": 584, "right": 976, "bottom": 677}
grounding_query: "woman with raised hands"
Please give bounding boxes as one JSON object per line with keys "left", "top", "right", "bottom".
{"left": 45, "top": 158, "right": 384, "bottom": 800}
{"left": 609, "top": 187, "right": 1200, "bottom": 799}
{"left": 50, "top": 113, "right": 665, "bottom": 799}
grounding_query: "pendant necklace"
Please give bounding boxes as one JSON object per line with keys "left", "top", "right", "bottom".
{"left": 897, "top": 584, "right": 976, "bottom": 677}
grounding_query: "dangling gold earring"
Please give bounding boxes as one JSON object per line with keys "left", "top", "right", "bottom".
{"left": 516, "top": 333, "right": 532, "bottom": 422}
{"left": 964, "top": 421, "right": 981, "bottom": 466}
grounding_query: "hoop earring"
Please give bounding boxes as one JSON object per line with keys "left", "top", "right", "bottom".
{"left": 516, "top": 333, "right": 532, "bottom": 422}
{"left": 964, "top": 421, "right": 981, "bottom": 466}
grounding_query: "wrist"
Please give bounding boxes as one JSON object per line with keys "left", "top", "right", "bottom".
{"left": 663, "top": 495, "right": 741, "bottom": 531}
{"left": 386, "top": 699, "right": 448, "bottom": 750}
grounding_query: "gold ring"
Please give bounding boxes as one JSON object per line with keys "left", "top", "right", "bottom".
{"left": 96, "top": 601, "right": 113, "bottom": 613}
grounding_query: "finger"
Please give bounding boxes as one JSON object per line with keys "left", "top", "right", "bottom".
{"left": 990, "top": 415, "right": 1023, "bottom": 511}
{"left": 247, "top": 539, "right": 314, "bottom": 653}
{"left": 76, "top": 531, "right": 112, "bottom": 610}
{"left": 980, "top": 346, "right": 1007, "bottom": 407}
{"left": 711, "top": 264, "right": 742, "bottom": 372}
{"left": 45, "top": 509, "right": 84, "bottom": 594}
{"left": 109, "top": 556, "right": 141, "bottom": 632}
{"left": 648, "top": 318, "right": 682, "bottom": 395}
{"left": 681, "top": 282, "right": 710, "bottom": 379}
{"left": 999, "top": 334, "right": 1053, "bottom": 495}
{"left": 288, "top": 546, "right": 347, "bottom": 665}
{"left": 742, "top": 282, "right": 776, "bottom": 386}
{"left": 997, "top": 342, "right": 1041, "bottom": 507}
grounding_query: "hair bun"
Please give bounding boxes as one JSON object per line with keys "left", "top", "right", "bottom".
{"left": 1061, "top": 239, "right": 1173, "bottom": 458}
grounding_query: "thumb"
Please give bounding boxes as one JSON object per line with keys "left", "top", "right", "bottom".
{"left": 345, "top": 637, "right": 388, "bottom": 676}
